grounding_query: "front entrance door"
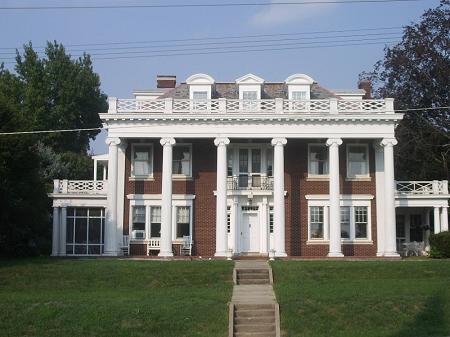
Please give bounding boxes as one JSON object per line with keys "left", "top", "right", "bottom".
{"left": 241, "top": 212, "right": 260, "bottom": 253}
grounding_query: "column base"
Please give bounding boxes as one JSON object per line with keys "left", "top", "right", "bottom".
{"left": 275, "top": 252, "right": 287, "bottom": 258}
{"left": 376, "top": 252, "right": 384, "bottom": 257}
{"left": 103, "top": 251, "right": 119, "bottom": 257}
{"left": 327, "top": 252, "right": 344, "bottom": 258}
{"left": 158, "top": 251, "right": 174, "bottom": 257}
{"left": 214, "top": 251, "right": 227, "bottom": 258}
{"left": 383, "top": 251, "right": 400, "bottom": 258}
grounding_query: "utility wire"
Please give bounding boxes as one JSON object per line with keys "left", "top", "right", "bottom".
{"left": 0, "top": 0, "right": 425, "bottom": 10}
{"left": 0, "top": 106, "right": 448, "bottom": 136}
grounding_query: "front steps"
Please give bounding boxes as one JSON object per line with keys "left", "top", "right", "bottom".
{"left": 229, "top": 261, "right": 280, "bottom": 337}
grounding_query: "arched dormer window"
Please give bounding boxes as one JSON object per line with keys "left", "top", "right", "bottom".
{"left": 186, "top": 73, "right": 215, "bottom": 100}
{"left": 285, "top": 74, "right": 314, "bottom": 100}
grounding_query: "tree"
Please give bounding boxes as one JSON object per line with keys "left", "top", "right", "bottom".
{"left": 360, "top": 0, "right": 450, "bottom": 180}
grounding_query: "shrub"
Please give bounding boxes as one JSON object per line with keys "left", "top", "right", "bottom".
{"left": 429, "top": 231, "right": 450, "bottom": 258}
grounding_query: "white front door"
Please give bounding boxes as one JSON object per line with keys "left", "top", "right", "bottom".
{"left": 241, "top": 213, "right": 260, "bottom": 253}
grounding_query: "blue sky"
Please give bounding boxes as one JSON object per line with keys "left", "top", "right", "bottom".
{"left": 0, "top": 0, "right": 440, "bottom": 154}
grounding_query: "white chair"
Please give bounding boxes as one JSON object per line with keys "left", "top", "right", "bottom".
{"left": 120, "top": 235, "right": 129, "bottom": 256}
{"left": 180, "top": 236, "right": 193, "bottom": 256}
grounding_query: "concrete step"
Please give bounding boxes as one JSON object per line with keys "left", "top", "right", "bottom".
{"left": 234, "top": 332, "right": 275, "bottom": 337}
{"left": 237, "top": 273, "right": 269, "bottom": 280}
{"left": 238, "top": 278, "right": 270, "bottom": 285}
{"left": 235, "top": 309, "right": 275, "bottom": 317}
{"left": 236, "top": 268, "right": 269, "bottom": 274}
{"left": 235, "top": 304, "right": 274, "bottom": 310}
{"left": 234, "top": 323, "right": 276, "bottom": 333}
{"left": 235, "top": 316, "right": 275, "bottom": 325}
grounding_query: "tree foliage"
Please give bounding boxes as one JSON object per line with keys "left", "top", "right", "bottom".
{"left": 360, "top": 0, "right": 450, "bottom": 180}
{"left": 0, "top": 42, "right": 107, "bottom": 256}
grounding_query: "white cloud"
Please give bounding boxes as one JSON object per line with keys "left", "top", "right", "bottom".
{"left": 249, "top": 0, "right": 337, "bottom": 26}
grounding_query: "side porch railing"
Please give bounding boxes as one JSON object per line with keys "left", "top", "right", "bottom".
{"left": 395, "top": 180, "right": 449, "bottom": 196}
{"left": 53, "top": 179, "right": 108, "bottom": 194}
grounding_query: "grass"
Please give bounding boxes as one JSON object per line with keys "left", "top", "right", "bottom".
{"left": 272, "top": 260, "right": 450, "bottom": 337}
{"left": 0, "top": 258, "right": 233, "bottom": 337}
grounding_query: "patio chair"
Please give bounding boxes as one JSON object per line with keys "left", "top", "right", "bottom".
{"left": 120, "top": 235, "right": 129, "bottom": 256}
{"left": 180, "top": 236, "right": 193, "bottom": 256}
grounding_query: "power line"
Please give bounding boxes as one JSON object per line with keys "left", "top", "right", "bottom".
{"left": 0, "top": 106, "right": 448, "bottom": 136}
{"left": 0, "top": 0, "right": 425, "bottom": 10}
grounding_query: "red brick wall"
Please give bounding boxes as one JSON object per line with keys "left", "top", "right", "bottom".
{"left": 123, "top": 138, "right": 378, "bottom": 257}
{"left": 285, "top": 139, "right": 377, "bottom": 257}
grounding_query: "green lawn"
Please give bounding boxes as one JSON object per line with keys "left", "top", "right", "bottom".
{"left": 272, "top": 260, "right": 450, "bottom": 337}
{"left": 0, "top": 258, "right": 233, "bottom": 337}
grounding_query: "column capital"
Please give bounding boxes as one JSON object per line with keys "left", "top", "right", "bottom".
{"left": 105, "top": 137, "right": 121, "bottom": 146}
{"left": 380, "top": 138, "right": 398, "bottom": 147}
{"left": 160, "top": 137, "right": 176, "bottom": 147}
{"left": 326, "top": 138, "right": 343, "bottom": 147}
{"left": 271, "top": 137, "right": 287, "bottom": 147}
{"left": 214, "top": 137, "right": 230, "bottom": 147}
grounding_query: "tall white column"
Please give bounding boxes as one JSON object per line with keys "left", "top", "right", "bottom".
{"left": 440, "top": 206, "right": 448, "bottom": 232}
{"left": 104, "top": 137, "right": 120, "bottom": 256}
{"left": 381, "top": 138, "right": 399, "bottom": 257}
{"left": 159, "top": 137, "right": 176, "bottom": 257}
{"left": 59, "top": 206, "right": 67, "bottom": 256}
{"left": 373, "top": 142, "right": 385, "bottom": 256}
{"left": 326, "top": 138, "right": 343, "bottom": 257}
{"left": 271, "top": 138, "right": 287, "bottom": 257}
{"left": 214, "top": 137, "right": 230, "bottom": 257}
{"left": 52, "top": 207, "right": 60, "bottom": 256}
{"left": 433, "top": 207, "right": 441, "bottom": 234}
{"left": 424, "top": 209, "right": 431, "bottom": 252}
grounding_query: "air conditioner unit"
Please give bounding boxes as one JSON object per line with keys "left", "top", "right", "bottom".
{"left": 132, "top": 230, "right": 145, "bottom": 240}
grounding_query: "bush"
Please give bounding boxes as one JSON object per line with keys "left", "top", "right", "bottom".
{"left": 429, "top": 231, "right": 450, "bottom": 258}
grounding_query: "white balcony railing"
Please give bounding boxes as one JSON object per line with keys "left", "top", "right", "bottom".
{"left": 395, "top": 180, "right": 449, "bottom": 196}
{"left": 227, "top": 175, "right": 274, "bottom": 191}
{"left": 108, "top": 97, "right": 394, "bottom": 115}
{"left": 53, "top": 179, "right": 108, "bottom": 194}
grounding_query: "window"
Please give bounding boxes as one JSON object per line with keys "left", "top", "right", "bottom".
{"left": 193, "top": 91, "right": 208, "bottom": 100}
{"left": 132, "top": 206, "right": 146, "bottom": 240}
{"left": 227, "top": 206, "right": 231, "bottom": 234}
{"left": 309, "top": 144, "right": 328, "bottom": 176}
{"left": 309, "top": 206, "right": 324, "bottom": 239}
{"left": 66, "top": 208, "right": 105, "bottom": 255}
{"left": 150, "top": 207, "right": 161, "bottom": 238}
{"left": 192, "top": 91, "right": 208, "bottom": 110}
{"left": 132, "top": 145, "right": 153, "bottom": 177}
{"left": 173, "top": 145, "right": 192, "bottom": 176}
{"left": 227, "top": 149, "right": 233, "bottom": 176}
{"left": 176, "top": 206, "right": 191, "bottom": 239}
{"left": 340, "top": 206, "right": 351, "bottom": 239}
{"left": 266, "top": 149, "right": 273, "bottom": 176}
{"left": 354, "top": 206, "right": 368, "bottom": 239}
{"left": 242, "top": 91, "right": 258, "bottom": 110}
{"left": 269, "top": 206, "right": 274, "bottom": 234}
{"left": 291, "top": 91, "right": 307, "bottom": 100}
{"left": 347, "top": 145, "right": 369, "bottom": 178}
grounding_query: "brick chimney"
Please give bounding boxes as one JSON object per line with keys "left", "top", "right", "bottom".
{"left": 157, "top": 75, "right": 176, "bottom": 89}
{"left": 358, "top": 79, "right": 372, "bottom": 99}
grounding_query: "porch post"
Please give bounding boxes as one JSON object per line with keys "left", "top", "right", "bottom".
{"left": 104, "top": 137, "right": 120, "bottom": 256}
{"left": 326, "top": 138, "right": 343, "bottom": 257}
{"left": 59, "top": 206, "right": 67, "bottom": 256}
{"left": 52, "top": 207, "right": 60, "bottom": 256}
{"left": 271, "top": 137, "right": 287, "bottom": 257}
{"left": 214, "top": 137, "right": 230, "bottom": 257}
{"left": 159, "top": 137, "right": 176, "bottom": 257}
{"left": 433, "top": 206, "right": 441, "bottom": 234}
{"left": 424, "top": 209, "right": 431, "bottom": 252}
{"left": 441, "top": 206, "right": 448, "bottom": 232}
{"left": 373, "top": 142, "right": 385, "bottom": 256}
{"left": 381, "top": 138, "right": 400, "bottom": 257}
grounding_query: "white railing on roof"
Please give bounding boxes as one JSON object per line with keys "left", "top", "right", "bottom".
{"left": 395, "top": 180, "right": 449, "bottom": 196}
{"left": 109, "top": 97, "right": 394, "bottom": 114}
{"left": 53, "top": 179, "right": 108, "bottom": 194}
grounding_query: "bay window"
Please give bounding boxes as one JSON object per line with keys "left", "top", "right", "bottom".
{"left": 347, "top": 144, "right": 369, "bottom": 178}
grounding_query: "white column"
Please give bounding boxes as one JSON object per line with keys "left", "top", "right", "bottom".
{"left": 381, "top": 138, "right": 399, "bottom": 257}
{"left": 326, "top": 138, "right": 343, "bottom": 257}
{"left": 159, "top": 137, "right": 176, "bottom": 257}
{"left": 59, "top": 206, "right": 67, "bottom": 256}
{"left": 434, "top": 206, "right": 441, "bottom": 234}
{"left": 233, "top": 198, "right": 240, "bottom": 254}
{"left": 214, "top": 137, "right": 230, "bottom": 257}
{"left": 52, "top": 207, "right": 60, "bottom": 256}
{"left": 373, "top": 142, "right": 385, "bottom": 256}
{"left": 104, "top": 137, "right": 120, "bottom": 256}
{"left": 440, "top": 206, "right": 448, "bottom": 232}
{"left": 271, "top": 137, "right": 287, "bottom": 257}
{"left": 424, "top": 209, "right": 431, "bottom": 252}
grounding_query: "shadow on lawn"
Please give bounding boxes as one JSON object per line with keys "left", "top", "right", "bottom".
{"left": 390, "top": 293, "right": 448, "bottom": 337}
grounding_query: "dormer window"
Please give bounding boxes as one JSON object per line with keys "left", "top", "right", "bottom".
{"left": 291, "top": 91, "right": 307, "bottom": 100}
{"left": 285, "top": 74, "right": 314, "bottom": 101}
{"left": 242, "top": 91, "right": 258, "bottom": 100}
{"left": 193, "top": 91, "right": 208, "bottom": 100}
{"left": 186, "top": 73, "right": 215, "bottom": 100}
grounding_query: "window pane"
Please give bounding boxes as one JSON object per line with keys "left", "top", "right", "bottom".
{"left": 177, "top": 223, "right": 190, "bottom": 238}
{"left": 266, "top": 149, "right": 273, "bottom": 176}
{"left": 66, "top": 219, "right": 74, "bottom": 244}
{"left": 396, "top": 215, "right": 405, "bottom": 237}
{"left": 75, "top": 217, "right": 88, "bottom": 244}
{"left": 173, "top": 146, "right": 191, "bottom": 175}
{"left": 133, "top": 145, "right": 152, "bottom": 176}
{"left": 76, "top": 208, "right": 88, "bottom": 217}
{"left": 227, "top": 149, "right": 233, "bottom": 176}
{"left": 89, "top": 217, "right": 102, "bottom": 244}
{"left": 193, "top": 91, "right": 208, "bottom": 100}
{"left": 75, "top": 245, "right": 87, "bottom": 255}
{"left": 239, "top": 149, "right": 248, "bottom": 172}
{"left": 355, "top": 206, "right": 368, "bottom": 239}
{"left": 150, "top": 207, "right": 161, "bottom": 238}
{"left": 292, "top": 91, "right": 307, "bottom": 100}
{"left": 251, "top": 149, "right": 261, "bottom": 173}
{"left": 88, "top": 246, "right": 100, "bottom": 255}
{"left": 132, "top": 206, "right": 146, "bottom": 231}
{"left": 340, "top": 207, "right": 350, "bottom": 239}
{"left": 66, "top": 244, "right": 74, "bottom": 255}
{"left": 348, "top": 146, "right": 368, "bottom": 177}
{"left": 151, "top": 207, "right": 161, "bottom": 223}
{"left": 243, "top": 91, "right": 257, "bottom": 100}
{"left": 151, "top": 223, "right": 161, "bottom": 238}
{"left": 176, "top": 207, "right": 191, "bottom": 238}
{"left": 89, "top": 208, "right": 102, "bottom": 217}
{"left": 67, "top": 208, "right": 75, "bottom": 217}
{"left": 310, "top": 206, "right": 324, "bottom": 239}
{"left": 309, "top": 145, "right": 328, "bottom": 175}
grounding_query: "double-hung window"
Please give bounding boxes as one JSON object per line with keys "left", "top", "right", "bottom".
{"left": 150, "top": 207, "right": 161, "bottom": 238}
{"left": 291, "top": 91, "right": 307, "bottom": 100}
{"left": 176, "top": 206, "right": 191, "bottom": 239}
{"left": 309, "top": 206, "right": 324, "bottom": 239}
{"left": 192, "top": 91, "right": 208, "bottom": 111}
{"left": 242, "top": 90, "right": 258, "bottom": 110}
{"left": 132, "top": 206, "right": 146, "bottom": 240}
{"left": 347, "top": 144, "right": 369, "bottom": 178}
{"left": 309, "top": 144, "right": 328, "bottom": 176}
{"left": 173, "top": 145, "right": 192, "bottom": 177}
{"left": 354, "top": 206, "right": 368, "bottom": 239}
{"left": 132, "top": 145, "right": 153, "bottom": 178}
{"left": 339, "top": 206, "right": 369, "bottom": 240}
{"left": 340, "top": 207, "right": 351, "bottom": 239}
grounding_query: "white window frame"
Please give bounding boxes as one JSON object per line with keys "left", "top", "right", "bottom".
{"left": 172, "top": 143, "right": 193, "bottom": 178}
{"left": 131, "top": 143, "right": 154, "bottom": 179}
{"left": 307, "top": 143, "right": 329, "bottom": 178}
{"left": 291, "top": 91, "right": 307, "bottom": 100}
{"left": 306, "top": 195, "right": 372, "bottom": 244}
{"left": 346, "top": 144, "right": 370, "bottom": 179}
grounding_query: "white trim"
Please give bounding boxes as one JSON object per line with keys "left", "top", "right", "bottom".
{"left": 285, "top": 74, "right": 314, "bottom": 85}
{"left": 346, "top": 143, "right": 370, "bottom": 179}
{"left": 127, "top": 194, "right": 195, "bottom": 200}
{"left": 186, "top": 73, "right": 215, "bottom": 85}
{"left": 172, "top": 143, "right": 193, "bottom": 178}
{"left": 130, "top": 143, "right": 154, "bottom": 179}
{"left": 235, "top": 73, "right": 264, "bottom": 84}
